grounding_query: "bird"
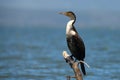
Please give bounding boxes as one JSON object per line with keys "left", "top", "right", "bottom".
{"left": 59, "top": 11, "right": 86, "bottom": 75}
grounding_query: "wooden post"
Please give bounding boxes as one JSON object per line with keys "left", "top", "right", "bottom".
{"left": 62, "top": 51, "right": 83, "bottom": 80}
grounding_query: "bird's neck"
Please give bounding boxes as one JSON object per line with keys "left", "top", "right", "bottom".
{"left": 66, "top": 20, "right": 76, "bottom": 36}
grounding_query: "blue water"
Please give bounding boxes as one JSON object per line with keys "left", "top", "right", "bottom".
{"left": 0, "top": 27, "right": 120, "bottom": 80}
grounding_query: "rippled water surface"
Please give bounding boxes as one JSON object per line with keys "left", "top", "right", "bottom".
{"left": 0, "top": 27, "right": 120, "bottom": 80}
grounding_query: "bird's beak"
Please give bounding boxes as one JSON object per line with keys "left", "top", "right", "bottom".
{"left": 59, "top": 12, "right": 66, "bottom": 15}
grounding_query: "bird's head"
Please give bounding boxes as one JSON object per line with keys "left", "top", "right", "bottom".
{"left": 59, "top": 11, "right": 76, "bottom": 20}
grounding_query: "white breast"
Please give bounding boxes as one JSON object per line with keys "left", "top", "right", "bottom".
{"left": 66, "top": 20, "right": 74, "bottom": 34}
{"left": 70, "top": 30, "right": 76, "bottom": 35}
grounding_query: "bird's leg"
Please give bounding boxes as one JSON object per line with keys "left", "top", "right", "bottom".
{"left": 70, "top": 55, "right": 74, "bottom": 61}
{"left": 70, "top": 55, "right": 77, "bottom": 62}
{"left": 65, "top": 54, "right": 74, "bottom": 63}
{"left": 74, "top": 59, "right": 77, "bottom": 62}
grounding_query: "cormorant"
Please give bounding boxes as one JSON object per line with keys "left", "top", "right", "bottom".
{"left": 59, "top": 11, "right": 86, "bottom": 75}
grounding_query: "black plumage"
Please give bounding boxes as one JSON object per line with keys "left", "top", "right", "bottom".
{"left": 60, "top": 11, "right": 86, "bottom": 75}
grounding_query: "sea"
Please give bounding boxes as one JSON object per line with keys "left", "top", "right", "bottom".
{"left": 0, "top": 26, "right": 120, "bottom": 80}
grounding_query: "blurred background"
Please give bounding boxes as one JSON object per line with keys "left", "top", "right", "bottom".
{"left": 0, "top": 0, "right": 120, "bottom": 80}
{"left": 0, "top": 0, "right": 120, "bottom": 27}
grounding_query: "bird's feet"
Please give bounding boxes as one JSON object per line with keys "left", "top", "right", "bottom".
{"left": 70, "top": 55, "right": 74, "bottom": 61}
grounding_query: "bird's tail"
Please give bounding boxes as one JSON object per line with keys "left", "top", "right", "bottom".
{"left": 80, "top": 62, "right": 86, "bottom": 75}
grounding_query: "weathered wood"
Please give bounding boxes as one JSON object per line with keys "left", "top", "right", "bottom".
{"left": 63, "top": 51, "right": 83, "bottom": 80}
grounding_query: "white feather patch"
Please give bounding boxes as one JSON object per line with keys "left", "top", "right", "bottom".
{"left": 70, "top": 30, "right": 76, "bottom": 35}
{"left": 66, "top": 20, "right": 74, "bottom": 34}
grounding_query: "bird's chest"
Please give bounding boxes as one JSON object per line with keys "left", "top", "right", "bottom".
{"left": 66, "top": 30, "right": 76, "bottom": 38}
{"left": 67, "top": 37, "right": 77, "bottom": 50}
{"left": 66, "top": 20, "right": 76, "bottom": 36}
{"left": 66, "top": 30, "right": 77, "bottom": 48}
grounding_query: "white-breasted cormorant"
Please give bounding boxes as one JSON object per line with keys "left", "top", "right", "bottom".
{"left": 59, "top": 11, "right": 86, "bottom": 75}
